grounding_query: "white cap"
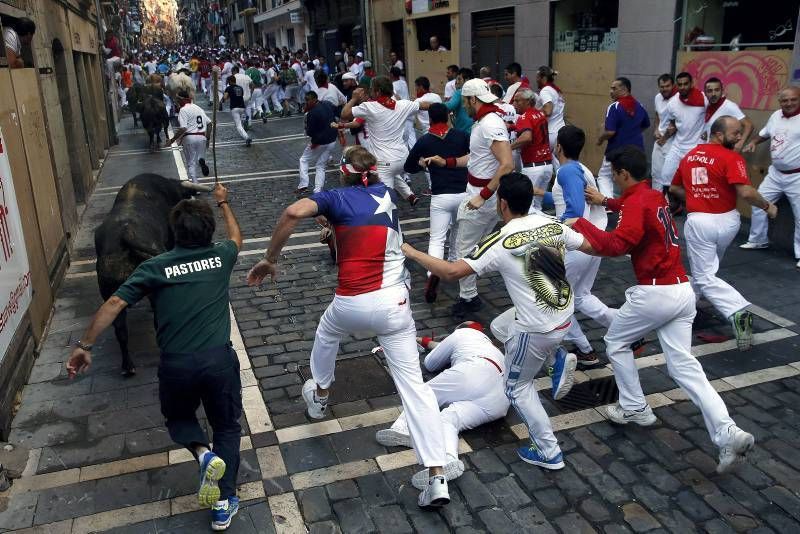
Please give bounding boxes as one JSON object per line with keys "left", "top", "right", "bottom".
{"left": 461, "top": 79, "right": 497, "bottom": 103}
{"left": 356, "top": 52, "right": 363, "bottom": 58}
{"left": 342, "top": 72, "right": 357, "bottom": 81}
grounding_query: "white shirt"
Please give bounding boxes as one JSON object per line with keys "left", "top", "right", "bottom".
{"left": 552, "top": 162, "right": 608, "bottom": 230}
{"left": 131, "top": 64, "right": 145, "bottom": 85}
{"left": 349, "top": 61, "right": 364, "bottom": 79}
{"left": 144, "top": 61, "right": 158, "bottom": 75}
{"left": 503, "top": 82, "right": 521, "bottom": 104}
{"left": 221, "top": 62, "right": 233, "bottom": 77}
{"left": 539, "top": 86, "right": 566, "bottom": 133}
{"left": 316, "top": 84, "right": 347, "bottom": 107}
{"left": 352, "top": 100, "right": 420, "bottom": 162}
{"left": 304, "top": 70, "right": 318, "bottom": 92}
{"left": 415, "top": 92, "right": 443, "bottom": 132}
{"left": 703, "top": 98, "right": 746, "bottom": 140}
{"left": 444, "top": 79, "right": 456, "bottom": 101}
{"left": 463, "top": 214, "right": 584, "bottom": 333}
{"left": 392, "top": 80, "right": 409, "bottom": 100}
{"left": 422, "top": 328, "right": 504, "bottom": 373}
{"left": 393, "top": 59, "right": 404, "bottom": 72}
{"left": 760, "top": 110, "right": 800, "bottom": 171}
{"left": 659, "top": 93, "right": 708, "bottom": 150}
{"left": 178, "top": 103, "right": 211, "bottom": 134}
{"left": 467, "top": 111, "right": 509, "bottom": 183}
{"left": 234, "top": 72, "right": 252, "bottom": 101}
{"left": 290, "top": 62, "right": 304, "bottom": 86}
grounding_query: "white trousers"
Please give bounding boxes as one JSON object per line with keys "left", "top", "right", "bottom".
{"left": 597, "top": 158, "right": 614, "bottom": 198}
{"left": 455, "top": 195, "right": 499, "bottom": 300}
{"left": 651, "top": 139, "right": 674, "bottom": 191}
{"left": 521, "top": 164, "right": 554, "bottom": 212}
{"left": 298, "top": 141, "right": 336, "bottom": 192}
{"left": 264, "top": 85, "right": 281, "bottom": 110}
{"left": 563, "top": 250, "right": 615, "bottom": 353}
{"left": 661, "top": 144, "right": 693, "bottom": 192}
{"left": 230, "top": 108, "right": 249, "bottom": 140}
{"left": 404, "top": 120, "right": 417, "bottom": 152}
{"left": 377, "top": 160, "right": 413, "bottom": 199}
{"left": 182, "top": 135, "right": 207, "bottom": 184}
{"left": 391, "top": 355, "right": 508, "bottom": 462}
{"left": 429, "top": 192, "right": 466, "bottom": 264}
{"left": 250, "top": 88, "right": 264, "bottom": 115}
{"left": 685, "top": 210, "right": 749, "bottom": 318}
{"left": 748, "top": 166, "right": 800, "bottom": 259}
{"left": 201, "top": 77, "right": 210, "bottom": 96}
{"left": 504, "top": 323, "right": 566, "bottom": 458}
{"left": 604, "top": 283, "right": 735, "bottom": 447}
{"left": 310, "top": 285, "right": 446, "bottom": 467}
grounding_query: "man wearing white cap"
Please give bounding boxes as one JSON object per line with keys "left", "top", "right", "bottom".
{"left": 424, "top": 78, "right": 513, "bottom": 318}
{"left": 349, "top": 52, "right": 365, "bottom": 80}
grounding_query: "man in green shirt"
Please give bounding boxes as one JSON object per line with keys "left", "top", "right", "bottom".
{"left": 67, "top": 184, "right": 244, "bottom": 531}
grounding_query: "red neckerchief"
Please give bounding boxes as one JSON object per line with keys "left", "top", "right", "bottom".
{"left": 416, "top": 89, "right": 427, "bottom": 98}
{"left": 319, "top": 82, "right": 328, "bottom": 89}
{"left": 428, "top": 123, "right": 448, "bottom": 137}
{"left": 474, "top": 103, "right": 502, "bottom": 122}
{"left": 705, "top": 96, "right": 726, "bottom": 122}
{"left": 679, "top": 87, "right": 705, "bottom": 107}
{"left": 374, "top": 95, "right": 396, "bottom": 110}
{"left": 543, "top": 81, "right": 562, "bottom": 94}
{"left": 783, "top": 107, "right": 800, "bottom": 119}
{"left": 617, "top": 94, "right": 638, "bottom": 117}
{"left": 669, "top": 86, "right": 678, "bottom": 98}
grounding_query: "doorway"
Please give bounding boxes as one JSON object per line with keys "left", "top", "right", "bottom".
{"left": 472, "top": 8, "right": 515, "bottom": 84}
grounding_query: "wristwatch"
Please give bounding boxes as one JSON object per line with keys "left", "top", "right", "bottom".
{"left": 75, "top": 340, "right": 93, "bottom": 351}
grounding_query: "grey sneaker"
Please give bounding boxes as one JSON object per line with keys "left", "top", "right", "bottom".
{"left": 731, "top": 310, "right": 753, "bottom": 351}
{"left": 411, "top": 460, "right": 464, "bottom": 490}
{"left": 418, "top": 475, "right": 450, "bottom": 508}
{"left": 739, "top": 242, "right": 768, "bottom": 250}
{"left": 301, "top": 379, "right": 327, "bottom": 419}
{"left": 606, "top": 403, "right": 658, "bottom": 426}
{"left": 717, "top": 426, "right": 754, "bottom": 474}
{"left": 375, "top": 429, "right": 412, "bottom": 448}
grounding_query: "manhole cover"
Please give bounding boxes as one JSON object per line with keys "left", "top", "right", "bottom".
{"left": 298, "top": 355, "right": 396, "bottom": 403}
{"left": 553, "top": 375, "right": 618, "bottom": 412}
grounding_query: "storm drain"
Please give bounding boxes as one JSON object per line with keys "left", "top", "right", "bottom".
{"left": 299, "top": 355, "right": 396, "bottom": 403}
{"left": 553, "top": 375, "right": 619, "bottom": 412}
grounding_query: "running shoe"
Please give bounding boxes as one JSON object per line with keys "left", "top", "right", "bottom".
{"left": 606, "top": 403, "right": 658, "bottom": 426}
{"left": 574, "top": 348, "right": 600, "bottom": 366}
{"left": 375, "top": 428, "right": 411, "bottom": 448}
{"left": 451, "top": 296, "right": 482, "bottom": 319}
{"left": 198, "top": 452, "right": 226, "bottom": 508}
{"left": 517, "top": 444, "right": 564, "bottom": 470}
{"left": 717, "top": 425, "right": 755, "bottom": 474}
{"left": 199, "top": 158, "right": 210, "bottom": 177}
{"left": 549, "top": 347, "right": 577, "bottom": 400}
{"left": 731, "top": 310, "right": 753, "bottom": 351}
{"left": 739, "top": 242, "right": 768, "bottom": 250}
{"left": 412, "top": 460, "right": 464, "bottom": 490}
{"left": 418, "top": 475, "right": 450, "bottom": 508}
{"left": 211, "top": 496, "right": 239, "bottom": 531}
{"left": 302, "top": 379, "right": 328, "bottom": 419}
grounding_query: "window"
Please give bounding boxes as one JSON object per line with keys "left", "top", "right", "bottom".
{"left": 552, "top": 0, "right": 619, "bottom": 52}
{"left": 682, "top": 0, "right": 798, "bottom": 50}
{"left": 414, "top": 14, "right": 451, "bottom": 51}
{"left": 287, "top": 28, "right": 295, "bottom": 50}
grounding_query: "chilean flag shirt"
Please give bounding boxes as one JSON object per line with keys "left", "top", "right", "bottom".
{"left": 311, "top": 183, "right": 409, "bottom": 296}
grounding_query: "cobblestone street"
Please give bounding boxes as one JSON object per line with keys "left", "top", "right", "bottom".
{"left": 1, "top": 102, "right": 800, "bottom": 534}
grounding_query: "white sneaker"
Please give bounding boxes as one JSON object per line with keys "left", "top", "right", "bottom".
{"left": 717, "top": 426, "right": 754, "bottom": 474}
{"left": 796, "top": 258, "right": 800, "bottom": 270}
{"left": 375, "top": 429, "right": 412, "bottom": 448}
{"left": 606, "top": 403, "right": 658, "bottom": 426}
{"left": 739, "top": 242, "right": 769, "bottom": 250}
{"left": 301, "top": 379, "right": 327, "bottom": 419}
{"left": 417, "top": 475, "right": 450, "bottom": 508}
{"left": 411, "top": 460, "right": 464, "bottom": 490}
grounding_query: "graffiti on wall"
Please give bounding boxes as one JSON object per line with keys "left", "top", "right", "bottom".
{"left": 678, "top": 50, "right": 791, "bottom": 111}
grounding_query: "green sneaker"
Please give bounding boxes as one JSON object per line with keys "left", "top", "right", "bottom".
{"left": 198, "top": 452, "right": 226, "bottom": 508}
{"left": 731, "top": 310, "right": 753, "bottom": 351}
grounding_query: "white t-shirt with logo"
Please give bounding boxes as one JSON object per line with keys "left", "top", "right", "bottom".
{"left": 703, "top": 98, "right": 746, "bottom": 140}
{"left": 659, "top": 93, "right": 708, "bottom": 150}
{"left": 467, "top": 111, "right": 509, "bottom": 185}
{"left": 415, "top": 92, "right": 443, "bottom": 132}
{"left": 539, "top": 86, "right": 566, "bottom": 133}
{"left": 351, "top": 100, "right": 420, "bottom": 162}
{"left": 178, "top": 103, "right": 212, "bottom": 134}
{"left": 463, "top": 214, "right": 584, "bottom": 333}
{"left": 761, "top": 110, "right": 800, "bottom": 172}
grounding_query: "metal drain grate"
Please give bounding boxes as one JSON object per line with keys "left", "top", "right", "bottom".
{"left": 298, "top": 355, "right": 396, "bottom": 403}
{"left": 553, "top": 375, "right": 619, "bottom": 412}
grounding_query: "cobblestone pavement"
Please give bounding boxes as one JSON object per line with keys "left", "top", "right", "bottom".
{"left": 1, "top": 103, "right": 799, "bottom": 533}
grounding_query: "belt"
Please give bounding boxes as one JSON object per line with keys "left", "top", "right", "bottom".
{"left": 468, "top": 173, "right": 492, "bottom": 187}
{"left": 522, "top": 161, "right": 551, "bottom": 168}
{"left": 641, "top": 274, "right": 690, "bottom": 285}
{"left": 480, "top": 356, "right": 503, "bottom": 374}
{"left": 776, "top": 166, "right": 800, "bottom": 174}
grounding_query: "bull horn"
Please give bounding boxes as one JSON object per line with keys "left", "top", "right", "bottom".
{"left": 180, "top": 181, "right": 215, "bottom": 193}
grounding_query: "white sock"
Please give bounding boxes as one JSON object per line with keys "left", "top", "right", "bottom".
{"left": 215, "top": 499, "right": 228, "bottom": 507}
{"left": 198, "top": 450, "right": 211, "bottom": 464}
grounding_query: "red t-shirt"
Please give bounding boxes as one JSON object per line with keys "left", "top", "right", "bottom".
{"left": 573, "top": 181, "right": 687, "bottom": 285}
{"left": 671, "top": 143, "right": 750, "bottom": 214}
{"left": 199, "top": 60, "right": 212, "bottom": 78}
{"left": 515, "top": 108, "right": 552, "bottom": 164}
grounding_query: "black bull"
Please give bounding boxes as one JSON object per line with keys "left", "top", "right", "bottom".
{"left": 95, "top": 174, "right": 212, "bottom": 375}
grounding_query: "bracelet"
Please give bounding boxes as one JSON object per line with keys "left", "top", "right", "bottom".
{"left": 479, "top": 186, "right": 493, "bottom": 200}
{"left": 445, "top": 157, "right": 457, "bottom": 168}
{"left": 75, "top": 340, "right": 93, "bottom": 352}
{"left": 217, "top": 200, "right": 229, "bottom": 207}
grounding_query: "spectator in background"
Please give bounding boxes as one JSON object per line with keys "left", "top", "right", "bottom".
{"left": 103, "top": 29, "right": 123, "bottom": 79}
{"left": 389, "top": 50, "right": 404, "bottom": 75}
{"left": 445, "top": 68, "right": 474, "bottom": 134}
{"left": 444, "top": 64, "right": 459, "bottom": 102}
{"left": 430, "top": 35, "right": 448, "bottom": 52}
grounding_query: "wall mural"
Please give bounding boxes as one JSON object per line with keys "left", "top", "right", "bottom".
{"left": 678, "top": 50, "right": 791, "bottom": 111}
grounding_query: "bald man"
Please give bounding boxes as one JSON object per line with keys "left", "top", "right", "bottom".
{"left": 741, "top": 87, "right": 800, "bottom": 270}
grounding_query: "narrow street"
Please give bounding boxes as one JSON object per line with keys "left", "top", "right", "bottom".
{"left": 2, "top": 100, "right": 800, "bottom": 534}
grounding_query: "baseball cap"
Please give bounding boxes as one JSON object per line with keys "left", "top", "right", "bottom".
{"left": 342, "top": 72, "right": 357, "bottom": 81}
{"left": 461, "top": 79, "right": 497, "bottom": 103}
{"left": 356, "top": 52, "right": 363, "bottom": 58}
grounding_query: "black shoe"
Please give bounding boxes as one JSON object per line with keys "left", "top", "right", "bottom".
{"left": 424, "top": 275, "right": 440, "bottom": 303}
{"left": 451, "top": 296, "right": 482, "bottom": 318}
{"left": 199, "top": 158, "right": 210, "bottom": 176}
{"left": 246, "top": 138, "right": 252, "bottom": 147}
{"left": 219, "top": 103, "right": 223, "bottom": 112}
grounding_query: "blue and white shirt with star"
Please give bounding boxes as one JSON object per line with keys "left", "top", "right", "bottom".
{"left": 310, "top": 183, "right": 409, "bottom": 296}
